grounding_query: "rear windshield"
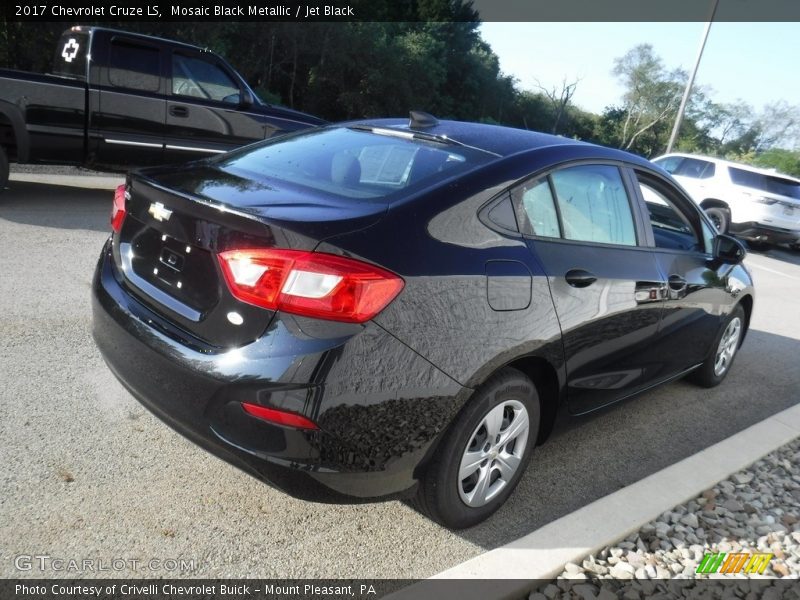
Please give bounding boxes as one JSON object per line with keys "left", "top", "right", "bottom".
{"left": 728, "top": 167, "right": 800, "bottom": 200}
{"left": 211, "top": 127, "right": 492, "bottom": 201}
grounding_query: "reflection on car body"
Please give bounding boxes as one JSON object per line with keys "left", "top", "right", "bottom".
{"left": 92, "top": 113, "right": 754, "bottom": 528}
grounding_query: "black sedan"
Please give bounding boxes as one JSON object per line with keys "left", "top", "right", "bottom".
{"left": 92, "top": 113, "right": 753, "bottom": 529}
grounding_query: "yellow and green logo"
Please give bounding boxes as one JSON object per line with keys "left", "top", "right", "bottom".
{"left": 696, "top": 552, "right": 773, "bottom": 575}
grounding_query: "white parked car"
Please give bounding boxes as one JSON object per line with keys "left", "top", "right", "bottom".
{"left": 652, "top": 153, "right": 800, "bottom": 248}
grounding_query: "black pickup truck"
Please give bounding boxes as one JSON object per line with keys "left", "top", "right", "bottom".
{"left": 0, "top": 26, "right": 326, "bottom": 189}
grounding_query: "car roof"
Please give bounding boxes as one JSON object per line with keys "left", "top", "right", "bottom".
{"left": 346, "top": 118, "right": 650, "bottom": 164}
{"left": 656, "top": 152, "right": 800, "bottom": 182}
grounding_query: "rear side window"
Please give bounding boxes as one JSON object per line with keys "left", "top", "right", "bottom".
{"left": 172, "top": 54, "right": 240, "bottom": 103}
{"left": 728, "top": 167, "right": 800, "bottom": 200}
{"left": 109, "top": 40, "right": 160, "bottom": 92}
{"left": 213, "top": 127, "right": 491, "bottom": 200}
{"left": 550, "top": 165, "right": 637, "bottom": 246}
{"left": 514, "top": 177, "right": 560, "bottom": 238}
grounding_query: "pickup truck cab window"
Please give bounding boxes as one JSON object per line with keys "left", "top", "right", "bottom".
{"left": 108, "top": 39, "right": 160, "bottom": 92}
{"left": 52, "top": 32, "right": 89, "bottom": 79}
{"left": 172, "top": 53, "right": 240, "bottom": 104}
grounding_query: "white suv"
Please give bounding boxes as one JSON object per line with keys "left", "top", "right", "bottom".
{"left": 652, "top": 153, "right": 800, "bottom": 247}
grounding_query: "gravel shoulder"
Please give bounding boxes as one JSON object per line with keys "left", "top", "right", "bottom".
{"left": 530, "top": 438, "right": 800, "bottom": 599}
{"left": 10, "top": 164, "right": 119, "bottom": 177}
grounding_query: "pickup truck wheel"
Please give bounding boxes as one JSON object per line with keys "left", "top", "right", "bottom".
{"left": 0, "top": 146, "right": 8, "bottom": 192}
{"left": 412, "top": 367, "right": 539, "bottom": 529}
{"left": 705, "top": 207, "right": 729, "bottom": 233}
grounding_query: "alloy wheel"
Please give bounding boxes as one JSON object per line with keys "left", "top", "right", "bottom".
{"left": 714, "top": 317, "right": 742, "bottom": 376}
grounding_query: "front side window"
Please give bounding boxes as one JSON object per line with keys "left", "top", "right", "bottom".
{"left": 549, "top": 165, "right": 637, "bottom": 246}
{"left": 653, "top": 156, "right": 681, "bottom": 174}
{"left": 672, "top": 157, "right": 716, "bottom": 179}
{"left": 108, "top": 40, "right": 160, "bottom": 92}
{"left": 172, "top": 54, "right": 240, "bottom": 103}
{"left": 638, "top": 179, "right": 702, "bottom": 252}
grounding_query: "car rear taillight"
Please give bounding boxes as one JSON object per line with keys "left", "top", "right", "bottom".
{"left": 241, "top": 402, "right": 319, "bottom": 430}
{"left": 111, "top": 184, "right": 127, "bottom": 232}
{"left": 217, "top": 249, "right": 404, "bottom": 323}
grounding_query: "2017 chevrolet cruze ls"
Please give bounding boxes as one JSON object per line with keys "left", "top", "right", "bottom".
{"left": 92, "top": 114, "right": 753, "bottom": 528}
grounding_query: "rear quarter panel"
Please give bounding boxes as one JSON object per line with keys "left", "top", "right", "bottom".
{"left": 315, "top": 150, "right": 577, "bottom": 392}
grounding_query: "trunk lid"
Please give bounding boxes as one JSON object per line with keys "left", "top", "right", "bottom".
{"left": 112, "top": 165, "right": 387, "bottom": 349}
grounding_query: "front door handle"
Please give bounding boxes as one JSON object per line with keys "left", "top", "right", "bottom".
{"left": 668, "top": 274, "right": 687, "bottom": 290}
{"left": 565, "top": 269, "right": 597, "bottom": 288}
{"left": 170, "top": 105, "right": 189, "bottom": 118}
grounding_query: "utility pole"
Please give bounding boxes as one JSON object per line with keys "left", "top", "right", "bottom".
{"left": 665, "top": 0, "right": 720, "bottom": 154}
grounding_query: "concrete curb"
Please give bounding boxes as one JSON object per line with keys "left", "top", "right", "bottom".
{"left": 390, "top": 402, "right": 800, "bottom": 599}
{"left": 9, "top": 172, "right": 124, "bottom": 190}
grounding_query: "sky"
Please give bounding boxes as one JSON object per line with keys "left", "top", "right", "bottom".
{"left": 479, "top": 22, "right": 800, "bottom": 116}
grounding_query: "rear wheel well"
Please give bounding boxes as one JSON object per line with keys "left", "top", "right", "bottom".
{"left": 504, "top": 356, "right": 560, "bottom": 446}
{"left": 415, "top": 355, "right": 562, "bottom": 482}
{"left": 699, "top": 199, "right": 729, "bottom": 211}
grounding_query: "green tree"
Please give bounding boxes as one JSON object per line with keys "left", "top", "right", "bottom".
{"left": 754, "top": 101, "right": 800, "bottom": 151}
{"left": 610, "top": 44, "right": 685, "bottom": 154}
{"left": 751, "top": 148, "right": 800, "bottom": 178}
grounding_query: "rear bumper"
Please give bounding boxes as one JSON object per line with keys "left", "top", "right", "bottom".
{"left": 92, "top": 239, "right": 466, "bottom": 502}
{"left": 729, "top": 221, "right": 800, "bottom": 245}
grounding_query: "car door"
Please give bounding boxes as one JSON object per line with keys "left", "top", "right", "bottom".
{"left": 23, "top": 30, "right": 90, "bottom": 163}
{"left": 164, "top": 50, "right": 263, "bottom": 162}
{"left": 628, "top": 167, "right": 731, "bottom": 371}
{"left": 91, "top": 34, "right": 166, "bottom": 166}
{"left": 512, "top": 162, "right": 667, "bottom": 415}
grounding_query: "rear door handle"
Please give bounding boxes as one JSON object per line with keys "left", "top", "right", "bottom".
{"left": 169, "top": 105, "right": 189, "bottom": 118}
{"left": 565, "top": 269, "right": 597, "bottom": 288}
{"left": 668, "top": 274, "right": 687, "bottom": 290}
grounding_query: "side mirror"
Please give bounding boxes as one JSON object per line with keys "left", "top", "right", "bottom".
{"left": 239, "top": 88, "right": 254, "bottom": 108}
{"left": 714, "top": 233, "right": 746, "bottom": 264}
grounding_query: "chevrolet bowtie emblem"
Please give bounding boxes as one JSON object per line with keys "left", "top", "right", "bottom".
{"left": 148, "top": 202, "right": 173, "bottom": 222}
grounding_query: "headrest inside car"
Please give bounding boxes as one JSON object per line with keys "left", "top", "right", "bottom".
{"left": 331, "top": 153, "right": 362, "bottom": 186}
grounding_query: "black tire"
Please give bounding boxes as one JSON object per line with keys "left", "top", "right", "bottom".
{"left": 688, "top": 304, "right": 746, "bottom": 388}
{"left": 0, "top": 145, "right": 8, "bottom": 193}
{"left": 705, "top": 207, "right": 730, "bottom": 233}
{"left": 790, "top": 242, "right": 800, "bottom": 252}
{"left": 414, "top": 367, "right": 540, "bottom": 529}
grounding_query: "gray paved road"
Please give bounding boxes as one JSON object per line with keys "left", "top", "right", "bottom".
{"left": 1, "top": 181, "right": 798, "bottom": 579}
